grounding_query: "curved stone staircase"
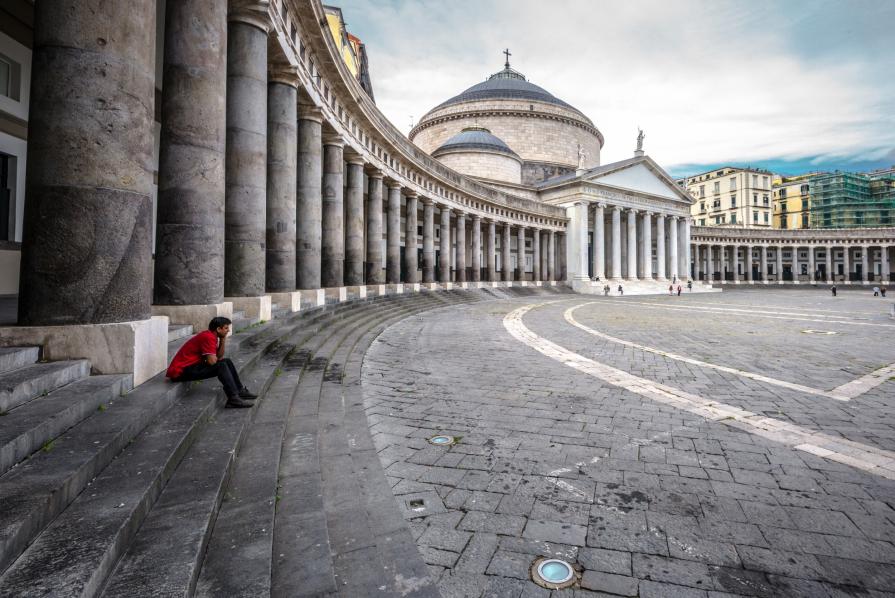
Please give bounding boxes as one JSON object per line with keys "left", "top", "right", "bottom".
{"left": 0, "top": 286, "right": 569, "bottom": 597}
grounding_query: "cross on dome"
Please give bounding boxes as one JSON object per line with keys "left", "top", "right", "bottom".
{"left": 503, "top": 48, "right": 512, "bottom": 69}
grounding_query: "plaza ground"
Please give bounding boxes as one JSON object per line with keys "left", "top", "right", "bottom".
{"left": 363, "top": 288, "right": 895, "bottom": 597}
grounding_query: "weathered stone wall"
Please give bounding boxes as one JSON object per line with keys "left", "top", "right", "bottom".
{"left": 411, "top": 99, "right": 601, "bottom": 172}
{"left": 521, "top": 162, "right": 574, "bottom": 186}
{"left": 434, "top": 149, "right": 522, "bottom": 185}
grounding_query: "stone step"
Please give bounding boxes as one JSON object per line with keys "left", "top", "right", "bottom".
{"left": 0, "top": 374, "right": 132, "bottom": 476}
{"left": 0, "top": 347, "right": 40, "bottom": 375}
{"left": 0, "top": 360, "right": 91, "bottom": 413}
{"left": 167, "top": 323, "right": 193, "bottom": 343}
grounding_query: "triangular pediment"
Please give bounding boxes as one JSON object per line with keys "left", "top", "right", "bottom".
{"left": 587, "top": 160, "right": 687, "bottom": 202}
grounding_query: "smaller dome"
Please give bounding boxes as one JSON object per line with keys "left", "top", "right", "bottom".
{"left": 432, "top": 126, "right": 519, "bottom": 158}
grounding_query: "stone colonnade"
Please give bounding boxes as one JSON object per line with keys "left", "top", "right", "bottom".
{"left": 583, "top": 202, "right": 692, "bottom": 281}
{"left": 691, "top": 239, "right": 893, "bottom": 284}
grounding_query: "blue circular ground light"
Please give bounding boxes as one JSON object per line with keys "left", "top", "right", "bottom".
{"left": 537, "top": 559, "right": 573, "bottom": 584}
{"left": 429, "top": 435, "right": 453, "bottom": 445}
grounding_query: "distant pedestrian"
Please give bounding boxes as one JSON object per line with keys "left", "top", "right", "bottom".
{"left": 603, "top": 284, "right": 610, "bottom": 296}
{"left": 677, "top": 285, "right": 682, "bottom": 296}
{"left": 883, "top": 287, "right": 888, "bottom": 298}
{"left": 687, "top": 280, "right": 692, "bottom": 292}
{"left": 873, "top": 286, "right": 880, "bottom": 296}
{"left": 831, "top": 285, "right": 837, "bottom": 297}
{"left": 618, "top": 284, "right": 624, "bottom": 296}
{"left": 668, "top": 284, "right": 674, "bottom": 295}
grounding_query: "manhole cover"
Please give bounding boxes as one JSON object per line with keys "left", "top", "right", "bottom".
{"left": 801, "top": 329, "right": 838, "bottom": 335}
{"left": 428, "top": 435, "right": 455, "bottom": 445}
{"left": 531, "top": 557, "right": 577, "bottom": 589}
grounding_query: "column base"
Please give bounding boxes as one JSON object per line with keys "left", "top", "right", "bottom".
{"left": 533, "top": 280, "right": 543, "bottom": 287}
{"left": 268, "top": 291, "right": 301, "bottom": 313}
{"left": 226, "top": 295, "right": 272, "bottom": 321}
{"left": 0, "top": 317, "right": 168, "bottom": 387}
{"left": 324, "top": 287, "right": 348, "bottom": 303}
{"left": 422, "top": 282, "right": 440, "bottom": 291}
{"left": 346, "top": 285, "right": 367, "bottom": 300}
{"left": 151, "top": 301, "right": 233, "bottom": 334}
{"left": 442, "top": 282, "right": 453, "bottom": 290}
{"left": 404, "top": 283, "right": 421, "bottom": 293}
{"left": 386, "top": 283, "right": 404, "bottom": 295}
{"left": 367, "top": 284, "right": 387, "bottom": 297}
{"left": 298, "top": 289, "right": 326, "bottom": 307}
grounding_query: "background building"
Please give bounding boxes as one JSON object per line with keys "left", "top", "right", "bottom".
{"left": 772, "top": 173, "right": 815, "bottom": 229}
{"left": 323, "top": 5, "right": 374, "bottom": 101}
{"left": 809, "top": 171, "right": 895, "bottom": 228}
{"left": 683, "top": 167, "right": 773, "bottom": 228}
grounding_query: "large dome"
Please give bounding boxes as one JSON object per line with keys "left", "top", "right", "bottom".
{"left": 410, "top": 60, "right": 603, "bottom": 186}
{"left": 432, "top": 127, "right": 523, "bottom": 185}
{"left": 433, "top": 126, "right": 520, "bottom": 157}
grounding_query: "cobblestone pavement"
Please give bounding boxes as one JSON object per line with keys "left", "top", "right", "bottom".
{"left": 362, "top": 289, "right": 895, "bottom": 597}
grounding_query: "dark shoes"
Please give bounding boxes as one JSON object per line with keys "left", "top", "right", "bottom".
{"left": 239, "top": 387, "right": 258, "bottom": 400}
{"left": 226, "top": 395, "right": 254, "bottom": 408}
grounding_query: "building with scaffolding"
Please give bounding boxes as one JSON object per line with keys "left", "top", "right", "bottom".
{"left": 809, "top": 171, "right": 895, "bottom": 228}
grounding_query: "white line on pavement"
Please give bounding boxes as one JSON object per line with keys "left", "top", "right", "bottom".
{"left": 563, "top": 302, "right": 850, "bottom": 401}
{"left": 503, "top": 303, "right": 895, "bottom": 481}
{"left": 636, "top": 298, "right": 881, "bottom": 317}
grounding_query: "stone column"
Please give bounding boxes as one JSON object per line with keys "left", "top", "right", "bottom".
{"left": 640, "top": 211, "right": 652, "bottom": 280}
{"left": 825, "top": 245, "right": 833, "bottom": 283}
{"left": 403, "top": 193, "right": 419, "bottom": 284}
{"left": 386, "top": 182, "right": 402, "bottom": 284}
{"left": 264, "top": 68, "right": 299, "bottom": 296}
{"left": 516, "top": 225, "right": 526, "bottom": 281}
{"left": 366, "top": 172, "right": 384, "bottom": 284}
{"left": 558, "top": 233, "right": 567, "bottom": 280}
{"left": 808, "top": 245, "right": 816, "bottom": 283}
{"left": 153, "top": 0, "right": 228, "bottom": 312}
{"left": 547, "top": 231, "right": 556, "bottom": 281}
{"left": 776, "top": 246, "right": 783, "bottom": 283}
{"left": 9, "top": 1, "right": 163, "bottom": 383}
{"left": 610, "top": 207, "right": 622, "bottom": 279}
{"left": 422, "top": 199, "right": 435, "bottom": 283}
{"left": 501, "top": 222, "right": 512, "bottom": 282}
{"left": 540, "top": 231, "right": 549, "bottom": 281}
{"left": 678, "top": 218, "right": 689, "bottom": 280}
{"left": 471, "top": 215, "right": 482, "bottom": 282}
{"left": 655, "top": 214, "right": 666, "bottom": 280}
{"left": 744, "top": 245, "right": 753, "bottom": 282}
{"left": 439, "top": 206, "right": 452, "bottom": 283}
{"left": 456, "top": 212, "right": 467, "bottom": 283}
{"left": 626, "top": 210, "right": 638, "bottom": 280}
{"left": 760, "top": 245, "right": 767, "bottom": 282}
{"left": 486, "top": 220, "right": 497, "bottom": 281}
{"left": 861, "top": 245, "right": 869, "bottom": 283}
{"left": 344, "top": 158, "right": 365, "bottom": 286}
{"left": 224, "top": 9, "right": 270, "bottom": 299}
{"left": 882, "top": 246, "right": 890, "bottom": 283}
{"left": 732, "top": 245, "right": 740, "bottom": 282}
{"left": 708, "top": 245, "right": 715, "bottom": 281}
{"left": 843, "top": 246, "right": 851, "bottom": 282}
{"left": 322, "top": 136, "right": 345, "bottom": 288}
{"left": 532, "top": 227, "right": 541, "bottom": 281}
{"left": 296, "top": 107, "right": 323, "bottom": 290}
{"left": 593, "top": 204, "right": 605, "bottom": 280}
{"left": 668, "top": 216, "right": 679, "bottom": 280}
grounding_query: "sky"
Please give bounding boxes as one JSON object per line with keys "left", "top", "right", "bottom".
{"left": 333, "top": 0, "right": 895, "bottom": 179}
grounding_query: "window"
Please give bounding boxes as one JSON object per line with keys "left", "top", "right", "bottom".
{"left": 763, "top": 176, "right": 769, "bottom": 189}
{"left": 752, "top": 174, "right": 758, "bottom": 187}
{"left": 764, "top": 213, "right": 769, "bottom": 223}
{"left": 699, "top": 185, "right": 705, "bottom": 198}
{"left": 753, "top": 193, "right": 758, "bottom": 204}
{"left": 729, "top": 177, "right": 737, "bottom": 191}
{"left": 699, "top": 219, "right": 705, "bottom": 226}
{"left": 779, "top": 188, "right": 787, "bottom": 198}
{"left": 699, "top": 202, "right": 705, "bottom": 212}
{"left": 731, "top": 213, "right": 737, "bottom": 224}
{"left": 763, "top": 195, "right": 769, "bottom": 206}
{"left": 730, "top": 197, "right": 736, "bottom": 208}
{"left": 753, "top": 211, "right": 758, "bottom": 223}
{"left": 0, "top": 53, "right": 20, "bottom": 101}
{"left": 801, "top": 213, "right": 809, "bottom": 227}
{"left": 713, "top": 181, "right": 720, "bottom": 194}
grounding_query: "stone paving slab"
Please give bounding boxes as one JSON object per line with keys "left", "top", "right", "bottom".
{"left": 362, "top": 290, "right": 895, "bottom": 597}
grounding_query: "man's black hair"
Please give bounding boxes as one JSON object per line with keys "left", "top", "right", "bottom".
{"left": 208, "top": 316, "right": 232, "bottom": 331}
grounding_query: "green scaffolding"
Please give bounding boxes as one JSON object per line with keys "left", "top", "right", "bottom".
{"left": 809, "top": 171, "right": 895, "bottom": 228}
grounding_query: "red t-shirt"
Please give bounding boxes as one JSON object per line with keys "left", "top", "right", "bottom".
{"left": 167, "top": 330, "right": 219, "bottom": 379}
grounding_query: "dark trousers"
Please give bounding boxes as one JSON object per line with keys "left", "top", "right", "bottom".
{"left": 175, "top": 358, "right": 242, "bottom": 398}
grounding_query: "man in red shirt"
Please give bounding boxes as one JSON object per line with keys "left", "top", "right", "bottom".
{"left": 167, "top": 317, "right": 257, "bottom": 408}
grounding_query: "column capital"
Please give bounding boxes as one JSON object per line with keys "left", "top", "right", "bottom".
{"left": 454, "top": 209, "right": 467, "bottom": 218}
{"left": 322, "top": 134, "right": 345, "bottom": 148}
{"left": 627, "top": 208, "right": 639, "bottom": 215}
{"left": 345, "top": 155, "right": 365, "bottom": 167}
{"left": 595, "top": 202, "right": 607, "bottom": 209}
{"left": 298, "top": 104, "right": 323, "bottom": 123}
{"left": 404, "top": 190, "right": 418, "bottom": 199}
{"left": 612, "top": 205, "right": 623, "bottom": 213}
{"left": 472, "top": 214, "right": 482, "bottom": 222}
{"left": 385, "top": 179, "right": 402, "bottom": 190}
{"left": 228, "top": 0, "right": 272, "bottom": 32}
{"left": 439, "top": 204, "right": 453, "bottom": 214}
{"left": 268, "top": 62, "right": 300, "bottom": 88}
{"left": 420, "top": 196, "right": 434, "bottom": 206}
{"left": 366, "top": 169, "right": 384, "bottom": 181}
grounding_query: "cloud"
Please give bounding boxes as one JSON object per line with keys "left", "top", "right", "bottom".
{"left": 336, "top": 0, "right": 895, "bottom": 175}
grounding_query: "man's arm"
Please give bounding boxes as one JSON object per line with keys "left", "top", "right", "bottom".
{"left": 205, "top": 335, "right": 225, "bottom": 365}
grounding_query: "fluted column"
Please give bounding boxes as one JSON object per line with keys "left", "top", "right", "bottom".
{"left": 532, "top": 227, "right": 541, "bottom": 281}
{"left": 224, "top": 10, "right": 270, "bottom": 297}
{"left": 593, "top": 204, "right": 605, "bottom": 279}
{"left": 403, "top": 192, "right": 418, "bottom": 283}
{"left": 626, "top": 210, "right": 638, "bottom": 280}
{"left": 321, "top": 136, "right": 345, "bottom": 288}
{"left": 501, "top": 222, "right": 512, "bottom": 282}
{"left": 760, "top": 245, "right": 767, "bottom": 282}
{"left": 654, "top": 213, "right": 666, "bottom": 280}
{"left": 610, "top": 207, "right": 622, "bottom": 279}
{"left": 825, "top": 245, "right": 833, "bottom": 283}
{"left": 486, "top": 220, "right": 497, "bottom": 281}
{"left": 439, "top": 206, "right": 452, "bottom": 283}
{"left": 516, "top": 225, "right": 526, "bottom": 281}
{"left": 264, "top": 68, "right": 299, "bottom": 292}
{"left": 344, "top": 158, "right": 365, "bottom": 286}
{"left": 547, "top": 231, "right": 555, "bottom": 281}
{"left": 18, "top": 0, "right": 156, "bottom": 324}
{"left": 640, "top": 211, "right": 652, "bottom": 280}
{"left": 471, "top": 215, "right": 482, "bottom": 282}
{"left": 386, "top": 182, "right": 402, "bottom": 284}
{"left": 365, "top": 172, "right": 384, "bottom": 284}
{"left": 296, "top": 107, "right": 323, "bottom": 289}
{"left": 668, "top": 216, "right": 679, "bottom": 280}
{"left": 422, "top": 199, "right": 435, "bottom": 283}
{"left": 456, "top": 212, "right": 467, "bottom": 283}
